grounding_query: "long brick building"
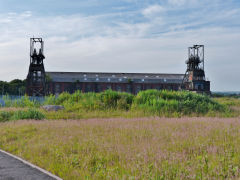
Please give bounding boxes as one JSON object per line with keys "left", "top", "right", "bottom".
{"left": 46, "top": 72, "right": 184, "bottom": 95}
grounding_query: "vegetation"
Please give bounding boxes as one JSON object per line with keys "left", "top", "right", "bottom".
{"left": 0, "top": 109, "right": 45, "bottom": 122}
{"left": 133, "top": 90, "right": 227, "bottom": 116}
{"left": 1, "top": 118, "right": 240, "bottom": 179}
{"left": 0, "top": 90, "right": 239, "bottom": 179}
{"left": 3, "top": 95, "right": 42, "bottom": 108}
{"left": 0, "top": 90, "right": 236, "bottom": 120}
{"left": 212, "top": 92, "right": 240, "bottom": 98}
{"left": 0, "top": 79, "right": 26, "bottom": 95}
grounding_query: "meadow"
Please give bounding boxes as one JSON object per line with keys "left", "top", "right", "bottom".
{"left": 1, "top": 118, "right": 240, "bottom": 179}
{"left": 0, "top": 90, "right": 239, "bottom": 179}
{"left": 0, "top": 90, "right": 236, "bottom": 120}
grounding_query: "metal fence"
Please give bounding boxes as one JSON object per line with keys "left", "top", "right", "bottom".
{"left": 0, "top": 95, "right": 46, "bottom": 107}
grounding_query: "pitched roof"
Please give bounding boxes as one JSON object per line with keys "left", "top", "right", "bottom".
{"left": 46, "top": 72, "right": 184, "bottom": 84}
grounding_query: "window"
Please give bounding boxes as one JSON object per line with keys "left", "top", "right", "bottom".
{"left": 156, "top": 86, "right": 161, "bottom": 90}
{"left": 107, "top": 85, "right": 112, "bottom": 90}
{"left": 135, "top": 85, "right": 141, "bottom": 94}
{"left": 146, "top": 85, "right": 151, "bottom": 90}
{"left": 194, "top": 84, "right": 203, "bottom": 90}
{"left": 85, "top": 84, "right": 92, "bottom": 92}
{"left": 55, "top": 84, "right": 60, "bottom": 95}
{"left": 76, "top": 84, "right": 82, "bottom": 90}
{"left": 126, "top": 85, "right": 132, "bottom": 93}
{"left": 96, "top": 84, "right": 101, "bottom": 92}
{"left": 116, "top": 85, "right": 122, "bottom": 92}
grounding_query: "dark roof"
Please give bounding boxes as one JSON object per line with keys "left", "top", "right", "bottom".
{"left": 46, "top": 72, "right": 184, "bottom": 84}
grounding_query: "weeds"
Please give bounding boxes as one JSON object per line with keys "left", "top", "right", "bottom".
{"left": 44, "top": 90, "right": 229, "bottom": 116}
{"left": 0, "top": 111, "right": 13, "bottom": 122}
{"left": 0, "top": 118, "right": 240, "bottom": 179}
{"left": 12, "top": 109, "right": 45, "bottom": 120}
{"left": 0, "top": 109, "right": 45, "bottom": 121}
{"left": 0, "top": 90, "right": 238, "bottom": 119}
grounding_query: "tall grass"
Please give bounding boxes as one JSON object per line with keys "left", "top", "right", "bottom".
{"left": 1, "top": 118, "right": 240, "bottom": 179}
{"left": 133, "top": 90, "right": 227, "bottom": 116}
{"left": 43, "top": 90, "right": 228, "bottom": 116}
{"left": 2, "top": 95, "right": 41, "bottom": 108}
{"left": 0, "top": 90, "right": 232, "bottom": 118}
{"left": 0, "top": 109, "right": 45, "bottom": 122}
{"left": 44, "top": 90, "right": 134, "bottom": 111}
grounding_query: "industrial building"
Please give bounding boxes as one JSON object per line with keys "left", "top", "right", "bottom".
{"left": 26, "top": 38, "right": 210, "bottom": 96}
{"left": 46, "top": 72, "right": 184, "bottom": 95}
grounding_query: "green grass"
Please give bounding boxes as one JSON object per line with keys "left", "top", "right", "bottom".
{"left": 1, "top": 118, "right": 240, "bottom": 179}
{"left": 1, "top": 90, "right": 238, "bottom": 120}
{"left": 0, "top": 91, "right": 239, "bottom": 179}
{"left": 0, "top": 109, "right": 45, "bottom": 122}
{"left": 214, "top": 97, "right": 240, "bottom": 107}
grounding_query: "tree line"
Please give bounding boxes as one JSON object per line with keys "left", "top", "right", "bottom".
{"left": 0, "top": 79, "right": 26, "bottom": 96}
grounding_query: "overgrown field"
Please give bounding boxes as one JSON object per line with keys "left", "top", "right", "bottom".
{"left": 1, "top": 90, "right": 239, "bottom": 120}
{"left": 1, "top": 118, "right": 240, "bottom": 179}
{"left": 0, "top": 90, "right": 240, "bottom": 179}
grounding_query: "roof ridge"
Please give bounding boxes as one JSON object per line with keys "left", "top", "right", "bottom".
{"left": 46, "top": 71, "right": 184, "bottom": 75}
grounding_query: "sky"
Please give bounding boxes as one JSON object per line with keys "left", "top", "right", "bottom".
{"left": 0, "top": 0, "right": 239, "bottom": 91}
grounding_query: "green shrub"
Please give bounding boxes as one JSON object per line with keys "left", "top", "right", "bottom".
{"left": 12, "top": 109, "right": 45, "bottom": 120}
{"left": 99, "top": 90, "right": 134, "bottom": 110}
{"left": 55, "top": 92, "right": 72, "bottom": 105}
{"left": 51, "top": 90, "right": 134, "bottom": 111}
{"left": 44, "top": 94, "right": 56, "bottom": 105}
{"left": 0, "top": 111, "right": 13, "bottom": 122}
{"left": 0, "top": 109, "right": 45, "bottom": 122}
{"left": 133, "top": 90, "right": 227, "bottom": 115}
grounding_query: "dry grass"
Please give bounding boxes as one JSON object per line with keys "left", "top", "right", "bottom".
{"left": 0, "top": 107, "right": 26, "bottom": 111}
{"left": 1, "top": 117, "right": 240, "bottom": 179}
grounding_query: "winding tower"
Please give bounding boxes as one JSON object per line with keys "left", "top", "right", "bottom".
{"left": 26, "top": 38, "right": 46, "bottom": 96}
{"left": 182, "top": 45, "right": 210, "bottom": 93}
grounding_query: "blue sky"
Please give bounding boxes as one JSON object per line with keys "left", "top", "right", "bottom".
{"left": 0, "top": 0, "right": 240, "bottom": 91}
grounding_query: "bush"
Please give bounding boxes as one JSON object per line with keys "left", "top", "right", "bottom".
{"left": 12, "top": 109, "right": 45, "bottom": 120}
{"left": 44, "top": 94, "right": 56, "bottom": 105}
{"left": 133, "top": 90, "right": 227, "bottom": 115}
{"left": 50, "top": 90, "right": 134, "bottom": 111}
{"left": 0, "top": 111, "right": 13, "bottom": 122}
{"left": 99, "top": 90, "right": 134, "bottom": 110}
{"left": 0, "top": 109, "right": 45, "bottom": 122}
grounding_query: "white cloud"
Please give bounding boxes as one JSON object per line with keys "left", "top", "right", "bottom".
{"left": 142, "top": 5, "right": 165, "bottom": 18}
{"left": 168, "top": 0, "right": 197, "bottom": 6}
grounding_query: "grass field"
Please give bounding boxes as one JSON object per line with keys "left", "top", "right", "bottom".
{"left": 1, "top": 90, "right": 239, "bottom": 120}
{"left": 0, "top": 91, "right": 240, "bottom": 179}
{"left": 1, "top": 117, "right": 240, "bottom": 179}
